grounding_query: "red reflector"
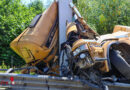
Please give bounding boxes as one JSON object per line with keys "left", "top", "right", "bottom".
{"left": 1, "top": 81, "right": 8, "bottom": 85}
{"left": 10, "top": 77, "right": 14, "bottom": 82}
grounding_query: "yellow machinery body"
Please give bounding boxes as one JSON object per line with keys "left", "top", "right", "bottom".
{"left": 10, "top": 2, "right": 58, "bottom": 65}
{"left": 66, "top": 21, "right": 130, "bottom": 72}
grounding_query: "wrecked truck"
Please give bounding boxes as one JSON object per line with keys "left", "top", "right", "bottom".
{"left": 0, "top": 1, "right": 130, "bottom": 90}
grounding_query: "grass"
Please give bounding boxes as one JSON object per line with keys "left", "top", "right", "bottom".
{"left": 0, "top": 61, "right": 9, "bottom": 73}
{"left": 0, "top": 61, "right": 37, "bottom": 75}
{"left": 0, "top": 61, "right": 21, "bottom": 74}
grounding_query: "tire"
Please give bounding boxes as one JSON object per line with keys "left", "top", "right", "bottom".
{"left": 109, "top": 50, "right": 130, "bottom": 79}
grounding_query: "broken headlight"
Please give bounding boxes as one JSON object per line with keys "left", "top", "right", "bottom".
{"left": 72, "top": 44, "right": 94, "bottom": 69}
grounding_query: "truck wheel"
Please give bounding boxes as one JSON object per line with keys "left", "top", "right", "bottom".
{"left": 109, "top": 50, "right": 130, "bottom": 79}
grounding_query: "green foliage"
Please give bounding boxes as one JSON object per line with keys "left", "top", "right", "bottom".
{"left": 28, "top": 0, "right": 45, "bottom": 14}
{"left": 73, "top": 0, "right": 77, "bottom": 4}
{"left": 0, "top": 61, "right": 9, "bottom": 69}
{"left": 0, "top": 0, "right": 44, "bottom": 67}
{"left": 77, "top": 0, "right": 130, "bottom": 34}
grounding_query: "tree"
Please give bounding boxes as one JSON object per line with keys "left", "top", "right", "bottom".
{"left": 77, "top": 0, "right": 129, "bottom": 34}
{"left": 28, "top": 0, "right": 45, "bottom": 14}
{"left": 0, "top": 0, "right": 44, "bottom": 67}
